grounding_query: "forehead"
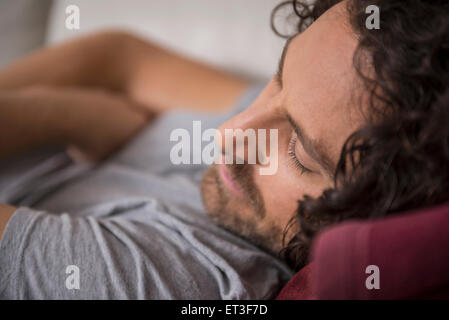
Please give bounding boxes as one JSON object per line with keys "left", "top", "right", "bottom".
{"left": 282, "top": 3, "right": 364, "bottom": 164}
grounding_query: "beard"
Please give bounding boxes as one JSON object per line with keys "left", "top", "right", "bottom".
{"left": 201, "top": 163, "right": 284, "bottom": 255}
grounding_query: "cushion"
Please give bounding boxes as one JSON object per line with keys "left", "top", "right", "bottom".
{"left": 277, "top": 202, "right": 449, "bottom": 299}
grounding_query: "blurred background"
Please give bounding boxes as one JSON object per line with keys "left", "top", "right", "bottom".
{"left": 0, "top": 0, "right": 294, "bottom": 82}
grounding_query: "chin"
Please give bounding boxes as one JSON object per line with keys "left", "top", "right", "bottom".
{"left": 200, "top": 165, "right": 283, "bottom": 255}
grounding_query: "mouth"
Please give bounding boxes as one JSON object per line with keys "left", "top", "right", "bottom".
{"left": 218, "top": 163, "right": 245, "bottom": 198}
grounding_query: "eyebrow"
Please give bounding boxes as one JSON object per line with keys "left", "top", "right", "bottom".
{"left": 275, "top": 33, "right": 300, "bottom": 88}
{"left": 285, "top": 112, "right": 336, "bottom": 178}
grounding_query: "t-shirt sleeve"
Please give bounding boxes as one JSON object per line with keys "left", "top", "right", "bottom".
{"left": 0, "top": 206, "right": 220, "bottom": 299}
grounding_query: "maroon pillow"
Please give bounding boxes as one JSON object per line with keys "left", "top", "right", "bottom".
{"left": 277, "top": 202, "right": 449, "bottom": 299}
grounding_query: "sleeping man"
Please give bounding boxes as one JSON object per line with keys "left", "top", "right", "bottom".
{"left": 1, "top": 0, "right": 448, "bottom": 299}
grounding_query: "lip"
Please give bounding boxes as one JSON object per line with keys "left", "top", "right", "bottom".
{"left": 218, "top": 164, "right": 245, "bottom": 197}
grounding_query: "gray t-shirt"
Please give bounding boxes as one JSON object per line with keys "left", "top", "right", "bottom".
{"left": 0, "top": 85, "right": 293, "bottom": 299}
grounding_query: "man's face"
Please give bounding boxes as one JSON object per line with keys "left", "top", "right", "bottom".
{"left": 201, "top": 2, "right": 364, "bottom": 254}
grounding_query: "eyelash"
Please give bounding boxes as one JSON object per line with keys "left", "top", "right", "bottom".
{"left": 288, "top": 135, "right": 311, "bottom": 175}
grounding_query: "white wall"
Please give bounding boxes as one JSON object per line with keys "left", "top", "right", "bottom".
{"left": 46, "top": 0, "right": 289, "bottom": 81}
{"left": 0, "top": 0, "right": 52, "bottom": 68}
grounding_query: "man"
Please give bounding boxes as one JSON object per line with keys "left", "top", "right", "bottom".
{"left": 1, "top": 0, "right": 448, "bottom": 299}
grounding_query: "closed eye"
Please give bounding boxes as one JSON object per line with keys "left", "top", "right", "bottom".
{"left": 287, "top": 134, "right": 312, "bottom": 175}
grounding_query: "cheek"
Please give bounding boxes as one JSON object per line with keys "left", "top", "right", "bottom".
{"left": 253, "top": 166, "right": 305, "bottom": 226}
{"left": 253, "top": 152, "right": 331, "bottom": 227}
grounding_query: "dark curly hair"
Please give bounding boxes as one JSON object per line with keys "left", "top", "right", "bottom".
{"left": 272, "top": 0, "right": 449, "bottom": 271}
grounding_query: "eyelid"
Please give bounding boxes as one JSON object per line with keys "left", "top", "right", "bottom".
{"left": 288, "top": 134, "right": 313, "bottom": 174}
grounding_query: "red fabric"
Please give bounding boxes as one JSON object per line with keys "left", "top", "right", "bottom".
{"left": 276, "top": 263, "right": 316, "bottom": 300}
{"left": 277, "top": 202, "right": 449, "bottom": 299}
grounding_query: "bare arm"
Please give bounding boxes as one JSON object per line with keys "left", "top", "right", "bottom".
{"left": 0, "top": 31, "right": 250, "bottom": 112}
{"left": 0, "top": 86, "right": 148, "bottom": 161}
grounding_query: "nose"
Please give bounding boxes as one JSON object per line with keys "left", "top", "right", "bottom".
{"left": 216, "top": 80, "right": 281, "bottom": 164}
